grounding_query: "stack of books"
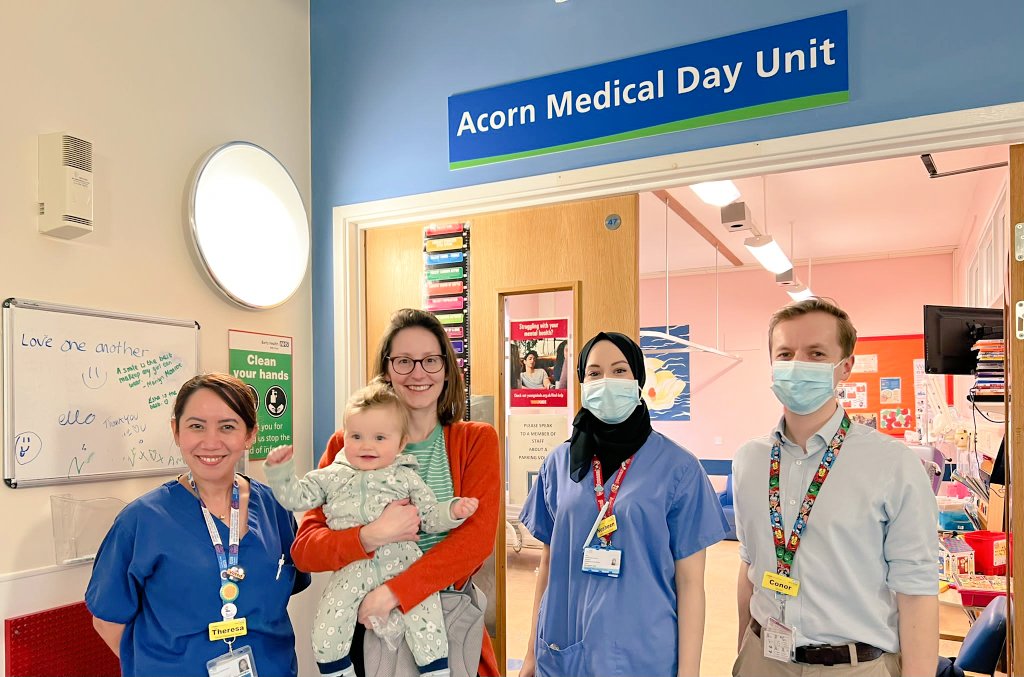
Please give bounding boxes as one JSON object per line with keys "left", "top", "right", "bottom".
{"left": 972, "top": 338, "right": 1005, "bottom": 397}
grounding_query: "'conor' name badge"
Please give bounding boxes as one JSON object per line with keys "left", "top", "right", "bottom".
{"left": 761, "top": 571, "right": 800, "bottom": 597}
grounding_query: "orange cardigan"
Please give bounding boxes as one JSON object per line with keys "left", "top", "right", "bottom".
{"left": 291, "top": 421, "right": 501, "bottom": 677}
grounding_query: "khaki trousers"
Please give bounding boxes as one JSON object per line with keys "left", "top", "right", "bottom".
{"left": 732, "top": 625, "right": 902, "bottom": 677}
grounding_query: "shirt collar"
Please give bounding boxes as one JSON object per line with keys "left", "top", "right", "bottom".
{"left": 772, "top": 404, "right": 848, "bottom": 456}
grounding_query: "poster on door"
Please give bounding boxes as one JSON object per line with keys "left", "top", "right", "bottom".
{"left": 228, "top": 330, "right": 293, "bottom": 460}
{"left": 507, "top": 414, "right": 568, "bottom": 505}
{"left": 509, "top": 318, "right": 569, "bottom": 408}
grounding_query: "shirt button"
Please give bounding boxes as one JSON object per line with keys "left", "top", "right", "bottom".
{"left": 549, "top": 643, "right": 560, "bottom": 650}
{"left": 789, "top": 499, "right": 797, "bottom": 505}
{"left": 796, "top": 460, "right": 803, "bottom": 466}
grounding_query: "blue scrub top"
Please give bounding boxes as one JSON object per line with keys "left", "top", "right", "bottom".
{"left": 86, "top": 478, "right": 311, "bottom": 677}
{"left": 520, "top": 432, "right": 729, "bottom": 677}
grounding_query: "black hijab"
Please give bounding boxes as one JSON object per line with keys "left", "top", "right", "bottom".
{"left": 568, "top": 332, "right": 653, "bottom": 483}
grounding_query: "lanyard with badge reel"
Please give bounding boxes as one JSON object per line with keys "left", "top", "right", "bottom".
{"left": 760, "top": 415, "right": 850, "bottom": 663}
{"left": 581, "top": 456, "right": 633, "bottom": 578}
{"left": 188, "top": 474, "right": 260, "bottom": 677}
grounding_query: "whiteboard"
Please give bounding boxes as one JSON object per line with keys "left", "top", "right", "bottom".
{"left": 3, "top": 299, "right": 199, "bottom": 488}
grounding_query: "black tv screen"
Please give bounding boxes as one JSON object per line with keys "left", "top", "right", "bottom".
{"left": 923, "top": 305, "right": 1003, "bottom": 374}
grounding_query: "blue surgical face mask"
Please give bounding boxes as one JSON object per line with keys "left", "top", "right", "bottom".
{"left": 770, "top": 360, "right": 844, "bottom": 415}
{"left": 581, "top": 377, "right": 640, "bottom": 424}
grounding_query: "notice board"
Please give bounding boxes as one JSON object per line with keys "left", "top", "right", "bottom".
{"left": 838, "top": 334, "right": 949, "bottom": 438}
{"left": 3, "top": 299, "right": 199, "bottom": 487}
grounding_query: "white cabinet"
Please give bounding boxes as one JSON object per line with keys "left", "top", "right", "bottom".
{"left": 964, "top": 180, "right": 1008, "bottom": 309}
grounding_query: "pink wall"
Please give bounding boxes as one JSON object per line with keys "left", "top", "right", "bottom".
{"left": 639, "top": 253, "right": 955, "bottom": 463}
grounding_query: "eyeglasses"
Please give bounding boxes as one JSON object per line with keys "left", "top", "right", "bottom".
{"left": 387, "top": 355, "right": 446, "bottom": 375}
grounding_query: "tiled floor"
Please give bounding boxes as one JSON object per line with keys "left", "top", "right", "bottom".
{"left": 504, "top": 540, "right": 971, "bottom": 676}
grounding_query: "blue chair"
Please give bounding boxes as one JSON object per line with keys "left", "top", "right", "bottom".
{"left": 937, "top": 595, "right": 1007, "bottom": 677}
{"left": 717, "top": 474, "right": 737, "bottom": 541}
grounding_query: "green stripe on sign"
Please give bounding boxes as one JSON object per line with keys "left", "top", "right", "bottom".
{"left": 426, "top": 266, "right": 464, "bottom": 281}
{"left": 449, "top": 91, "right": 849, "bottom": 170}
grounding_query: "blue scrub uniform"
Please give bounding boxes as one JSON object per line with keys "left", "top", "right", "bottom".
{"left": 86, "top": 479, "right": 311, "bottom": 677}
{"left": 520, "top": 432, "right": 729, "bottom": 677}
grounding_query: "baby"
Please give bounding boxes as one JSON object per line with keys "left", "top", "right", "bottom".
{"left": 264, "top": 379, "right": 478, "bottom": 677}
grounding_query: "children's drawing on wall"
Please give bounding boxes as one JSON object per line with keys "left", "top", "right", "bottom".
{"left": 851, "top": 353, "right": 878, "bottom": 373}
{"left": 837, "top": 381, "right": 868, "bottom": 409}
{"left": 639, "top": 324, "right": 690, "bottom": 421}
{"left": 879, "top": 407, "right": 912, "bottom": 431}
{"left": 850, "top": 412, "right": 878, "bottom": 429}
{"left": 879, "top": 377, "right": 902, "bottom": 404}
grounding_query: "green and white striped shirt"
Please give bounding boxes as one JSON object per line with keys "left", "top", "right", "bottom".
{"left": 404, "top": 423, "right": 454, "bottom": 553}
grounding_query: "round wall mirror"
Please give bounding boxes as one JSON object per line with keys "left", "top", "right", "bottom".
{"left": 189, "top": 142, "right": 310, "bottom": 309}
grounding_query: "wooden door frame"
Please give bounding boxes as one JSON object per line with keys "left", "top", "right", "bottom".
{"left": 334, "top": 102, "right": 1024, "bottom": 411}
{"left": 1008, "top": 143, "right": 1023, "bottom": 674}
{"left": 494, "top": 280, "right": 582, "bottom": 675}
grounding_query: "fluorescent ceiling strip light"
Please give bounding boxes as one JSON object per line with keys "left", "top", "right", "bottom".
{"left": 689, "top": 180, "right": 740, "bottom": 207}
{"left": 744, "top": 234, "right": 793, "bottom": 274}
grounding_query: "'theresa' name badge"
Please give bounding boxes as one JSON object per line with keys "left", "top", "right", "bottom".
{"left": 209, "top": 618, "right": 247, "bottom": 641}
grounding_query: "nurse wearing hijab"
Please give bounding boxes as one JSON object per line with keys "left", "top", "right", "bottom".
{"left": 519, "top": 332, "right": 729, "bottom": 677}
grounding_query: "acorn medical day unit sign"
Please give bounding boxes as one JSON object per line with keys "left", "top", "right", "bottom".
{"left": 448, "top": 11, "right": 848, "bottom": 169}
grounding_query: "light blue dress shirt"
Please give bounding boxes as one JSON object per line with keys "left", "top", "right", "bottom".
{"left": 733, "top": 405, "right": 939, "bottom": 653}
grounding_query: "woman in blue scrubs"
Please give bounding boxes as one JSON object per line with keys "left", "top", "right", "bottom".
{"left": 86, "top": 373, "right": 310, "bottom": 677}
{"left": 519, "top": 332, "right": 729, "bottom": 677}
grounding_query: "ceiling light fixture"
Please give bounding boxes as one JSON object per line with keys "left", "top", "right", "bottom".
{"left": 690, "top": 180, "right": 740, "bottom": 207}
{"left": 743, "top": 234, "right": 792, "bottom": 274}
{"left": 787, "top": 285, "right": 815, "bottom": 302}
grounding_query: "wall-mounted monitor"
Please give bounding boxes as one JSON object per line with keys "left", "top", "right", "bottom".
{"left": 923, "top": 304, "right": 1003, "bottom": 374}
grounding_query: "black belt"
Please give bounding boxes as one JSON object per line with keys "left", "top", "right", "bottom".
{"left": 751, "top": 620, "right": 886, "bottom": 666}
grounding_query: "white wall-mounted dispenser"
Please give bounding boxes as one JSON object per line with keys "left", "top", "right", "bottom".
{"left": 38, "top": 132, "right": 93, "bottom": 239}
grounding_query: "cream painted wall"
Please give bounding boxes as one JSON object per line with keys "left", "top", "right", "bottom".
{"left": 639, "top": 253, "right": 955, "bottom": 463}
{"left": 0, "top": 0, "right": 317, "bottom": 671}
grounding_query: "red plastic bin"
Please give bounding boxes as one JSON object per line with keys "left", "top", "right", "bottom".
{"left": 959, "top": 588, "right": 1007, "bottom": 608}
{"left": 963, "top": 530, "right": 1008, "bottom": 576}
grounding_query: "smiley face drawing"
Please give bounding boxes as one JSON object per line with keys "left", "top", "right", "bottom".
{"left": 14, "top": 431, "right": 42, "bottom": 465}
{"left": 82, "top": 366, "right": 108, "bottom": 389}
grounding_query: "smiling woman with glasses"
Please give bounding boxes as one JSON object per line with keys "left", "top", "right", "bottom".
{"left": 387, "top": 354, "right": 445, "bottom": 375}
{"left": 291, "top": 308, "right": 501, "bottom": 677}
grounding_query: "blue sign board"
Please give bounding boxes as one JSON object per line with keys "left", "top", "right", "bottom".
{"left": 448, "top": 11, "right": 848, "bottom": 169}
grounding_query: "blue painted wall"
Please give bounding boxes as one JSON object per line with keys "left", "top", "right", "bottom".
{"left": 311, "top": 0, "right": 1024, "bottom": 451}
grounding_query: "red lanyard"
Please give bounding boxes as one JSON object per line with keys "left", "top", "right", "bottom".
{"left": 592, "top": 456, "right": 633, "bottom": 545}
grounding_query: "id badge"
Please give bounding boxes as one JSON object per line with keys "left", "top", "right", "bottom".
{"left": 761, "top": 617, "right": 795, "bottom": 663}
{"left": 596, "top": 515, "right": 618, "bottom": 539}
{"left": 208, "top": 617, "right": 247, "bottom": 642}
{"left": 207, "top": 644, "right": 258, "bottom": 677}
{"left": 581, "top": 545, "right": 622, "bottom": 577}
{"left": 761, "top": 571, "right": 800, "bottom": 597}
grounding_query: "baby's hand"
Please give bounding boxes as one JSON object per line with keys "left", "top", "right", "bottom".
{"left": 265, "top": 445, "right": 294, "bottom": 466}
{"left": 450, "top": 497, "right": 479, "bottom": 520}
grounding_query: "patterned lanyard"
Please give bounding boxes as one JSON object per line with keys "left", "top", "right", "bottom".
{"left": 592, "top": 456, "right": 633, "bottom": 546}
{"left": 769, "top": 415, "right": 850, "bottom": 577}
{"left": 188, "top": 473, "right": 243, "bottom": 611}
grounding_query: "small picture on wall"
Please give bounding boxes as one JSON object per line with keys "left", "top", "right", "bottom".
{"left": 850, "top": 412, "right": 878, "bottom": 429}
{"left": 837, "top": 382, "right": 868, "bottom": 410}
{"left": 879, "top": 377, "right": 902, "bottom": 404}
{"left": 879, "top": 407, "right": 912, "bottom": 431}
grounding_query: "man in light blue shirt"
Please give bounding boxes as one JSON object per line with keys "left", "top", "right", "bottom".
{"left": 733, "top": 298, "right": 939, "bottom": 677}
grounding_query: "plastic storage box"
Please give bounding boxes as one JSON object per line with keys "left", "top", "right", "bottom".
{"left": 963, "top": 530, "right": 1007, "bottom": 576}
